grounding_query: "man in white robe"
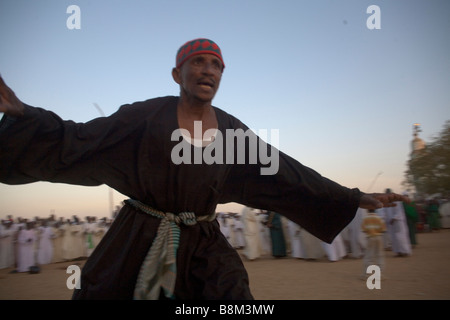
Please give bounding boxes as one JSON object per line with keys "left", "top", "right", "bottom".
{"left": 257, "top": 211, "right": 271, "bottom": 255}
{"left": 16, "top": 222, "right": 37, "bottom": 272}
{"left": 9, "top": 219, "right": 21, "bottom": 269}
{"left": 342, "top": 208, "right": 367, "bottom": 258}
{"left": 92, "top": 218, "right": 107, "bottom": 249}
{"left": 242, "top": 207, "right": 263, "bottom": 260}
{"left": 226, "top": 213, "right": 236, "bottom": 248}
{"left": 217, "top": 212, "right": 232, "bottom": 245}
{"left": 37, "top": 220, "right": 54, "bottom": 265}
{"left": 61, "top": 219, "right": 72, "bottom": 261}
{"left": 0, "top": 220, "right": 16, "bottom": 269}
{"left": 62, "top": 218, "right": 85, "bottom": 260}
{"left": 380, "top": 200, "right": 412, "bottom": 256}
{"left": 281, "top": 216, "right": 291, "bottom": 255}
{"left": 233, "top": 215, "right": 245, "bottom": 249}
{"left": 287, "top": 219, "right": 304, "bottom": 259}
{"left": 51, "top": 220, "right": 64, "bottom": 263}
{"left": 321, "top": 233, "right": 347, "bottom": 262}
{"left": 298, "top": 228, "right": 325, "bottom": 260}
{"left": 375, "top": 207, "right": 392, "bottom": 250}
{"left": 72, "top": 219, "right": 86, "bottom": 259}
{"left": 84, "top": 217, "right": 97, "bottom": 257}
{"left": 439, "top": 201, "right": 450, "bottom": 228}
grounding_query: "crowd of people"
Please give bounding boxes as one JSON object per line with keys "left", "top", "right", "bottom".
{"left": 218, "top": 191, "right": 448, "bottom": 266}
{"left": 0, "top": 214, "right": 113, "bottom": 273}
{"left": 218, "top": 208, "right": 363, "bottom": 263}
{"left": 1, "top": 191, "right": 446, "bottom": 276}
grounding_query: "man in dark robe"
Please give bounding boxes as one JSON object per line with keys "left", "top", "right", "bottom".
{"left": 0, "top": 38, "right": 409, "bottom": 300}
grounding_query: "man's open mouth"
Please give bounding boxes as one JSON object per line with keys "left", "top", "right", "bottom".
{"left": 197, "top": 80, "right": 214, "bottom": 88}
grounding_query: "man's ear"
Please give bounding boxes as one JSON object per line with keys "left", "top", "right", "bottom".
{"left": 172, "top": 67, "right": 181, "bottom": 85}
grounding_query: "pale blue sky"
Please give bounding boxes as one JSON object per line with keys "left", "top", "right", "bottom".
{"left": 1, "top": 0, "right": 449, "bottom": 219}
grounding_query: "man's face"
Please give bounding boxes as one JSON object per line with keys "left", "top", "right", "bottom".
{"left": 173, "top": 53, "right": 223, "bottom": 103}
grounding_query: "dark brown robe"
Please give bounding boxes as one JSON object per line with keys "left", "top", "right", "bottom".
{"left": 0, "top": 96, "right": 361, "bottom": 299}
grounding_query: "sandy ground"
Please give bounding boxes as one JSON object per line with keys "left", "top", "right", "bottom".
{"left": 0, "top": 229, "right": 449, "bottom": 300}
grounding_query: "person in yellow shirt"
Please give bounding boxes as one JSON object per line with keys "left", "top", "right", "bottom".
{"left": 361, "top": 209, "right": 386, "bottom": 279}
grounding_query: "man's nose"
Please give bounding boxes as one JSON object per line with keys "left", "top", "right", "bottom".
{"left": 201, "top": 62, "right": 216, "bottom": 75}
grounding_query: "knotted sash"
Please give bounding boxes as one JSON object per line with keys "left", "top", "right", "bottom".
{"left": 125, "top": 199, "right": 216, "bottom": 300}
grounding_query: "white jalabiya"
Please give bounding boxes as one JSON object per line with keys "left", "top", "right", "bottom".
{"left": 379, "top": 201, "right": 412, "bottom": 255}
{"left": 233, "top": 216, "right": 246, "bottom": 248}
{"left": 92, "top": 224, "right": 107, "bottom": 248}
{"left": 375, "top": 208, "right": 392, "bottom": 249}
{"left": 84, "top": 222, "right": 98, "bottom": 257}
{"left": 37, "top": 226, "right": 54, "bottom": 265}
{"left": 62, "top": 223, "right": 84, "bottom": 260}
{"left": 61, "top": 223, "right": 71, "bottom": 260}
{"left": 257, "top": 213, "right": 271, "bottom": 255}
{"left": 342, "top": 208, "right": 367, "bottom": 258}
{"left": 17, "top": 229, "right": 37, "bottom": 272}
{"left": 73, "top": 223, "right": 86, "bottom": 258}
{"left": 0, "top": 225, "right": 16, "bottom": 269}
{"left": 242, "top": 207, "right": 263, "bottom": 260}
{"left": 218, "top": 213, "right": 232, "bottom": 245}
{"left": 287, "top": 219, "right": 304, "bottom": 258}
{"left": 321, "top": 233, "right": 347, "bottom": 261}
{"left": 281, "top": 216, "right": 291, "bottom": 254}
{"left": 226, "top": 215, "right": 236, "bottom": 248}
{"left": 51, "top": 226, "right": 64, "bottom": 263}
{"left": 298, "top": 228, "right": 325, "bottom": 260}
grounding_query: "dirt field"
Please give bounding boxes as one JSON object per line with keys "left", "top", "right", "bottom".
{"left": 1, "top": 229, "right": 449, "bottom": 300}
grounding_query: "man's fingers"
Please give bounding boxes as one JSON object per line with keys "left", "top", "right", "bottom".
{"left": 360, "top": 192, "right": 409, "bottom": 210}
{"left": 381, "top": 202, "right": 397, "bottom": 208}
{"left": 372, "top": 193, "right": 410, "bottom": 206}
{"left": 359, "top": 194, "right": 383, "bottom": 210}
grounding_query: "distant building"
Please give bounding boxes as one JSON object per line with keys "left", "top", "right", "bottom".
{"left": 409, "top": 123, "right": 427, "bottom": 197}
{"left": 411, "top": 123, "right": 426, "bottom": 158}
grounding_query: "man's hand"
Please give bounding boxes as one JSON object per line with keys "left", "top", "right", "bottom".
{"left": 359, "top": 192, "right": 410, "bottom": 210}
{"left": 0, "top": 75, "right": 24, "bottom": 117}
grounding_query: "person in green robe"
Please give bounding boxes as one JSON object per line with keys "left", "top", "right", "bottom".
{"left": 267, "top": 211, "right": 287, "bottom": 258}
{"left": 426, "top": 199, "right": 441, "bottom": 230}
{"left": 403, "top": 199, "right": 418, "bottom": 246}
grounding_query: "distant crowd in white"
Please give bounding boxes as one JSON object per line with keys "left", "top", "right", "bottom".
{"left": 0, "top": 214, "right": 112, "bottom": 272}
{"left": 218, "top": 203, "right": 415, "bottom": 262}
{"left": 0, "top": 198, "right": 427, "bottom": 273}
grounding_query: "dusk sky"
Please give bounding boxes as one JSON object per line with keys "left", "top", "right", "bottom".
{"left": 1, "top": 0, "right": 449, "bottom": 219}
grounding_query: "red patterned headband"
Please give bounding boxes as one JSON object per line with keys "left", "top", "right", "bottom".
{"left": 176, "top": 38, "right": 225, "bottom": 70}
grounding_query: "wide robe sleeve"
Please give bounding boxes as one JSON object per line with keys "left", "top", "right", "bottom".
{"left": 217, "top": 113, "right": 362, "bottom": 243}
{"left": 0, "top": 97, "right": 173, "bottom": 200}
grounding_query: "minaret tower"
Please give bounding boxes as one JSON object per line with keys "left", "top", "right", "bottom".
{"left": 411, "top": 123, "right": 425, "bottom": 157}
